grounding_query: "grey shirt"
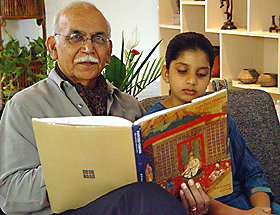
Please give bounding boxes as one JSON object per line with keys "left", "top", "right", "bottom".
{"left": 0, "top": 69, "right": 145, "bottom": 214}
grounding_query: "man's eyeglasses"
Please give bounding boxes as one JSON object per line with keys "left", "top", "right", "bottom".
{"left": 55, "top": 33, "right": 109, "bottom": 46}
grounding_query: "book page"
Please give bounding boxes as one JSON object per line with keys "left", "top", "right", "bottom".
{"left": 34, "top": 115, "right": 133, "bottom": 127}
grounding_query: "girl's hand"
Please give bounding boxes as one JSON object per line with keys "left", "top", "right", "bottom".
{"left": 260, "top": 207, "right": 272, "bottom": 214}
{"left": 244, "top": 207, "right": 273, "bottom": 215}
{"left": 180, "top": 179, "right": 210, "bottom": 214}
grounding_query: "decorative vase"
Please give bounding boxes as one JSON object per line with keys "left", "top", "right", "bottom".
{"left": 237, "top": 68, "right": 259, "bottom": 84}
{"left": 257, "top": 73, "right": 277, "bottom": 87}
{"left": 269, "top": 15, "right": 278, "bottom": 32}
{"left": 172, "top": 0, "right": 180, "bottom": 25}
{"left": 172, "top": 14, "right": 180, "bottom": 25}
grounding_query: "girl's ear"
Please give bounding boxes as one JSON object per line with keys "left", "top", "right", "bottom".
{"left": 161, "top": 65, "right": 170, "bottom": 84}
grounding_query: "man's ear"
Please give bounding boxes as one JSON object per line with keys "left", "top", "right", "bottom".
{"left": 161, "top": 65, "right": 169, "bottom": 84}
{"left": 106, "top": 40, "right": 113, "bottom": 64}
{"left": 46, "top": 36, "right": 58, "bottom": 60}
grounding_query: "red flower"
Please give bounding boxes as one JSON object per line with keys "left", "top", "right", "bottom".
{"left": 131, "top": 49, "right": 140, "bottom": 55}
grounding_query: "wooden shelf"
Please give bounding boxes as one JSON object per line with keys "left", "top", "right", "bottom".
{"left": 157, "top": 0, "right": 280, "bottom": 101}
{"left": 181, "top": 1, "right": 205, "bottom": 6}
{"left": 159, "top": 24, "right": 181, "bottom": 30}
{"left": 232, "top": 80, "right": 279, "bottom": 93}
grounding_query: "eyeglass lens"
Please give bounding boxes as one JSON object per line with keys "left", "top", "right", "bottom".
{"left": 69, "top": 34, "right": 107, "bottom": 45}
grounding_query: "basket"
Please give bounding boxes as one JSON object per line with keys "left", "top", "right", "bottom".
{"left": 0, "top": 0, "right": 44, "bottom": 19}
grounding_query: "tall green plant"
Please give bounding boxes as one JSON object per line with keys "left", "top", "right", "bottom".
{"left": 0, "top": 30, "right": 55, "bottom": 101}
{"left": 103, "top": 31, "right": 164, "bottom": 97}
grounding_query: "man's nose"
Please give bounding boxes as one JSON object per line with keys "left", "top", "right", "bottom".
{"left": 81, "top": 39, "right": 96, "bottom": 54}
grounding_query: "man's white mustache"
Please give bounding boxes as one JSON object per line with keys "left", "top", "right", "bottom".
{"left": 74, "top": 55, "right": 99, "bottom": 63}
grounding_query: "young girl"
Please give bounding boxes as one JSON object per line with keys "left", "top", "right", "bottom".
{"left": 144, "top": 32, "right": 280, "bottom": 215}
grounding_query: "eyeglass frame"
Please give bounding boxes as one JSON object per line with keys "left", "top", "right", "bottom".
{"left": 54, "top": 33, "right": 110, "bottom": 46}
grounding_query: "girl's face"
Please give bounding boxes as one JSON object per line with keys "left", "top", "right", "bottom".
{"left": 162, "top": 49, "right": 211, "bottom": 107}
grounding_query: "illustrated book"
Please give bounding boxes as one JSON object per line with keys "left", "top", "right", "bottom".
{"left": 32, "top": 89, "right": 232, "bottom": 213}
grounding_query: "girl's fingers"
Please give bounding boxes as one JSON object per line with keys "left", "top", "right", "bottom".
{"left": 195, "top": 182, "right": 210, "bottom": 214}
{"left": 180, "top": 188, "right": 190, "bottom": 212}
{"left": 181, "top": 182, "right": 196, "bottom": 212}
{"left": 187, "top": 180, "right": 205, "bottom": 214}
{"left": 180, "top": 179, "right": 208, "bottom": 214}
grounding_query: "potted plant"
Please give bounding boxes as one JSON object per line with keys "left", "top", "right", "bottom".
{"left": 103, "top": 27, "right": 164, "bottom": 97}
{"left": 0, "top": 30, "right": 55, "bottom": 105}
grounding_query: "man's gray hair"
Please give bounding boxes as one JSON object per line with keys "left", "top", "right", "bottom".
{"left": 52, "top": 1, "right": 111, "bottom": 39}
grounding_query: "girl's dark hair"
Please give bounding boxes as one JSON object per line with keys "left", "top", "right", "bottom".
{"left": 165, "top": 32, "right": 215, "bottom": 71}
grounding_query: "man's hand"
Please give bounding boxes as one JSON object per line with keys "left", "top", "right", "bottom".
{"left": 180, "top": 179, "right": 210, "bottom": 214}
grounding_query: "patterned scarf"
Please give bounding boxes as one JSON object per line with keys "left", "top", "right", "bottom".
{"left": 55, "top": 63, "right": 108, "bottom": 116}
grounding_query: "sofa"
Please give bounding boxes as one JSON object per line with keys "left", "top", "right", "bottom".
{"left": 0, "top": 88, "right": 278, "bottom": 214}
{"left": 140, "top": 88, "right": 280, "bottom": 204}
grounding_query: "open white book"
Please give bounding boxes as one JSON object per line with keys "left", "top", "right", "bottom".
{"left": 32, "top": 89, "right": 232, "bottom": 213}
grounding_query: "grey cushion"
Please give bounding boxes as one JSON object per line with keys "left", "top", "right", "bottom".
{"left": 140, "top": 89, "right": 280, "bottom": 203}
{"left": 228, "top": 89, "right": 280, "bottom": 204}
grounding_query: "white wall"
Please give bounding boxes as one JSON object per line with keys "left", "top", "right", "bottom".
{"left": 2, "top": 0, "right": 159, "bottom": 59}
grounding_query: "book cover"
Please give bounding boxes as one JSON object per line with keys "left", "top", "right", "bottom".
{"left": 32, "top": 116, "right": 144, "bottom": 213}
{"left": 135, "top": 89, "right": 233, "bottom": 199}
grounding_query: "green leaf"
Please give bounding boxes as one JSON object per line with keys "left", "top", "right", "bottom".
{"left": 26, "top": 68, "right": 33, "bottom": 75}
{"left": 27, "top": 77, "right": 33, "bottom": 81}
{"left": 103, "top": 30, "right": 163, "bottom": 97}
{"left": 36, "top": 73, "right": 48, "bottom": 79}
{"left": 15, "top": 66, "right": 24, "bottom": 74}
{"left": 0, "top": 30, "right": 53, "bottom": 104}
{"left": 103, "top": 55, "right": 126, "bottom": 89}
{"left": 20, "top": 58, "right": 31, "bottom": 69}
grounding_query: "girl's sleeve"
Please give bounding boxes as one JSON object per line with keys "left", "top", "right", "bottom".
{"left": 228, "top": 115, "right": 274, "bottom": 200}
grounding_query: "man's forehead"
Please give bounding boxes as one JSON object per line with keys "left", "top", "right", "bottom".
{"left": 68, "top": 29, "right": 107, "bottom": 36}
{"left": 58, "top": 9, "right": 108, "bottom": 35}
{"left": 61, "top": 4, "right": 99, "bottom": 17}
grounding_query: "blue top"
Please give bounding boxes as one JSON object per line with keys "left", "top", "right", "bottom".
{"left": 144, "top": 102, "right": 280, "bottom": 212}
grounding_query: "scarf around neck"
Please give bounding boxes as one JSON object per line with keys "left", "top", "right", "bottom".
{"left": 55, "top": 62, "right": 108, "bottom": 116}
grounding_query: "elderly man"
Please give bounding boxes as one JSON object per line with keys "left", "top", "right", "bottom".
{"left": 0, "top": 2, "right": 208, "bottom": 214}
